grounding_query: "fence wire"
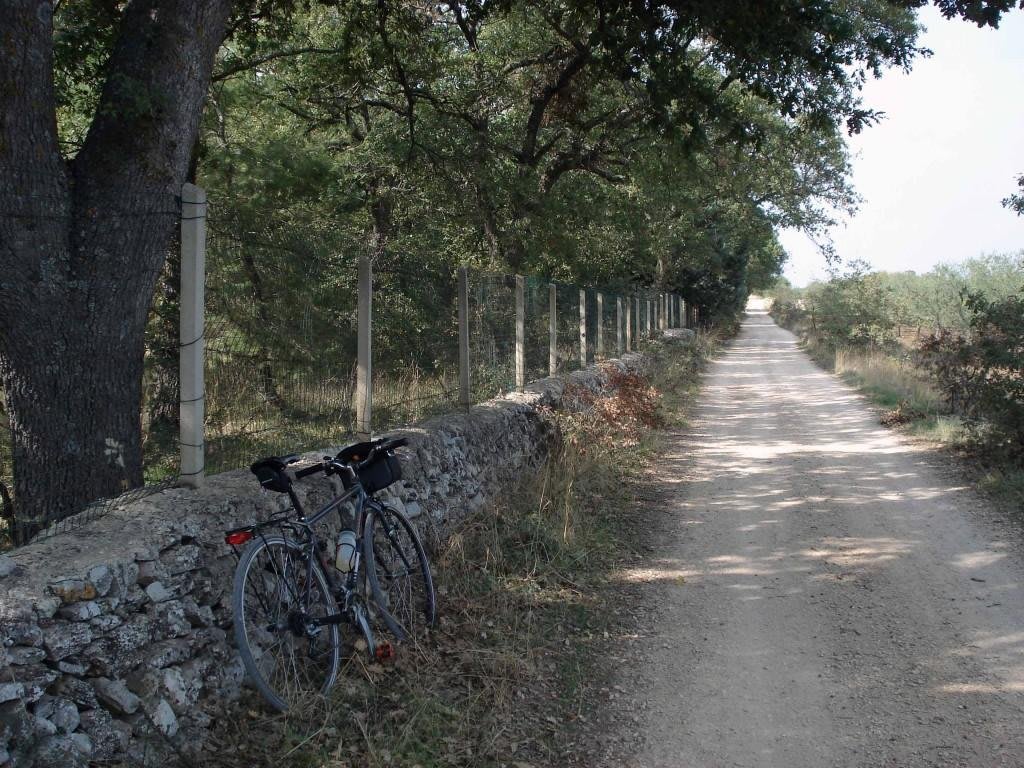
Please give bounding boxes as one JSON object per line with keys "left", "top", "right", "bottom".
{"left": 204, "top": 216, "right": 359, "bottom": 474}
{"left": 1, "top": 195, "right": 687, "bottom": 550}
{"left": 468, "top": 270, "right": 517, "bottom": 400}
{"left": 597, "top": 293, "right": 622, "bottom": 359}
{"left": 374, "top": 263, "right": 460, "bottom": 430}
{"left": 524, "top": 276, "right": 551, "bottom": 382}
{"left": 554, "top": 282, "right": 582, "bottom": 374}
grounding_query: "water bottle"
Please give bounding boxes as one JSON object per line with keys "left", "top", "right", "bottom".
{"left": 335, "top": 529, "right": 357, "bottom": 572}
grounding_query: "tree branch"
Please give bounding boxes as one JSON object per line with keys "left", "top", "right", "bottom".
{"left": 520, "top": 48, "right": 591, "bottom": 165}
{"left": 213, "top": 46, "right": 348, "bottom": 82}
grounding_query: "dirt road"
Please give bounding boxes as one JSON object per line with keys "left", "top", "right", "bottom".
{"left": 621, "top": 302, "right": 1024, "bottom": 767}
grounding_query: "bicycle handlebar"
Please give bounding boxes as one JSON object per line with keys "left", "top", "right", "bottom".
{"left": 289, "top": 437, "right": 409, "bottom": 483}
{"left": 293, "top": 462, "right": 326, "bottom": 480}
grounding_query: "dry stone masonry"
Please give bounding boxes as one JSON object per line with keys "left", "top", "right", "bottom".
{"left": 0, "top": 343, "right": 683, "bottom": 767}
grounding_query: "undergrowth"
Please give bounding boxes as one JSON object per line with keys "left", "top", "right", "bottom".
{"left": 206, "top": 337, "right": 715, "bottom": 768}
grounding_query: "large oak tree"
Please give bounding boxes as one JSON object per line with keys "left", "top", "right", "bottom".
{"left": 0, "top": 0, "right": 232, "bottom": 535}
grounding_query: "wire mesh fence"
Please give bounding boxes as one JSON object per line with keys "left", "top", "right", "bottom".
{"left": 597, "top": 292, "right": 619, "bottom": 359}
{"left": 523, "top": 276, "right": 551, "bottom": 383}
{"left": 373, "top": 263, "right": 460, "bottom": 431}
{"left": 204, "top": 215, "right": 359, "bottom": 475}
{"left": 554, "top": 282, "right": 582, "bottom": 374}
{"left": 0, "top": 187, "right": 689, "bottom": 551}
{"left": 468, "top": 270, "right": 517, "bottom": 401}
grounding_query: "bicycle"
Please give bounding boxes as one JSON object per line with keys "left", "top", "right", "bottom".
{"left": 223, "top": 436, "right": 436, "bottom": 712}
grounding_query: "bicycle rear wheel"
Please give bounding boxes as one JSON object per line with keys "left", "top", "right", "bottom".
{"left": 232, "top": 534, "right": 340, "bottom": 711}
{"left": 364, "top": 504, "right": 436, "bottom": 641}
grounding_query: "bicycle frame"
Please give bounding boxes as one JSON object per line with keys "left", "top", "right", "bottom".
{"left": 225, "top": 477, "right": 388, "bottom": 647}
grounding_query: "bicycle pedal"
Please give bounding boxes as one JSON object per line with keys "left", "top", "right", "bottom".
{"left": 375, "top": 642, "right": 395, "bottom": 663}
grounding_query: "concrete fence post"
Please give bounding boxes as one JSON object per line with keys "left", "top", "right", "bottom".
{"left": 596, "top": 292, "right": 604, "bottom": 359}
{"left": 179, "top": 183, "right": 207, "bottom": 488}
{"left": 548, "top": 283, "right": 557, "bottom": 376}
{"left": 579, "top": 289, "right": 587, "bottom": 368}
{"left": 458, "top": 266, "right": 471, "bottom": 408}
{"left": 625, "top": 296, "right": 632, "bottom": 352}
{"left": 515, "top": 275, "right": 526, "bottom": 390}
{"left": 648, "top": 299, "right": 654, "bottom": 337}
{"left": 355, "top": 257, "right": 373, "bottom": 441}
{"left": 616, "top": 296, "right": 623, "bottom": 356}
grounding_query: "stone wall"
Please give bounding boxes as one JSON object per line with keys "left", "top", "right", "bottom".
{"left": 0, "top": 347, "right": 670, "bottom": 768}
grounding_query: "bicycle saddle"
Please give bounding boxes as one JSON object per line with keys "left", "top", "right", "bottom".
{"left": 250, "top": 454, "right": 300, "bottom": 492}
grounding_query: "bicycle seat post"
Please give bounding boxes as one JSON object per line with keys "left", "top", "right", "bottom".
{"left": 286, "top": 482, "right": 306, "bottom": 520}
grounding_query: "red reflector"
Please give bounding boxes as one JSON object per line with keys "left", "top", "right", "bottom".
{"left": 375, "top": 642, "right": 395, "bottom": 662}
{"left": 225, "top": 531, "right": 253, "bottom": 546}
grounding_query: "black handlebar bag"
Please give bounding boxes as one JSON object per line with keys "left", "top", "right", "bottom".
{"left": 336, "top": 441, "right": 403, "bottom": 494}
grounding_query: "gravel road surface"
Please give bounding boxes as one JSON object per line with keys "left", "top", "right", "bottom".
{"left": 621, "top": 302, "right": 1024, "bottom": 767}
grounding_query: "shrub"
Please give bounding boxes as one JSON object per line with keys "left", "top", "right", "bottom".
{"left": 804, "top": 261, "right": 898, "bottom": 349}
{"left": 770, "top": 299, "right": 808, "bottom": 329}
{"left": 919, "top": 292, "right": 1024, "bottom": 458}
{"left": 559, "top": 366, "right": 663, "bottom": 452}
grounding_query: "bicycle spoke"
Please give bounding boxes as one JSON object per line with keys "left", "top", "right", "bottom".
{"left": 366, "top": 507, "right": 435, "bottom": 641}
{"left": 234, "top": 537, "right": 340, "bottom": 711}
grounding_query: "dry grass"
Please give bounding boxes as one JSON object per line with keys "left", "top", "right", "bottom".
{"left": 833, "top": 347, "right": 946, "bottom": 416}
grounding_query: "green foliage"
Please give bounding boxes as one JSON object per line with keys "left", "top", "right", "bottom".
{"left": 191, "top": 1, "right": 916, "bottom": 302}
{"left": 803, "top": 260, "right": 898, "bottom": 347}
{"left": 1004, "top": 174, "right": 1024, "bottom": 215}
{"left": 919, "top": 292, "right": 1024, "bottom": 455}
{"left": 37, "top": 0, "right": 1024, "bottom": 492}
{"left": 772, "top": 254, "right": 1024, "bottom": 464}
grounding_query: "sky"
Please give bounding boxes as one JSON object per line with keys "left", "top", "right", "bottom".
{"left": 779, "top": 6, "right": 1024, "bottom": 287}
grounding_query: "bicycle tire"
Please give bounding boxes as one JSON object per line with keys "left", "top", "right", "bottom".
{"left": 363, "top": 505, "right": 436, "bottom": 641}
{"left": 232, "top": 534, "right": 340, "bottom": 711}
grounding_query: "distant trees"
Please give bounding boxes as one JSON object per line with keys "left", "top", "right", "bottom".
{"left": 773, "top": 252, "right": 1024, "bottom": 343}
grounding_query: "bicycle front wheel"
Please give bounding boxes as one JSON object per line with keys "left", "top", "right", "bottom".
{"left": 232, "top": 534, "right": 340, "bottom": 712}
{"left": 364, "top": 505, "right": 436, "bottom": 641}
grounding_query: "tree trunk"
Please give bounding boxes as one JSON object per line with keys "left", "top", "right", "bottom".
{"left": 0, "top": 0, "right": 232, "bottom": 536}
{"left": 5, "top": 316, "right": 150, "bottom": 539}
{"left": 146, "top": 237, "right": 182, "bottom": 434}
